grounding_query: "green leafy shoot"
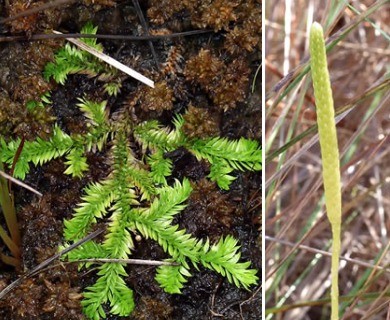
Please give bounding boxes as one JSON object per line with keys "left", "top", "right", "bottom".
{"left": 200, "top": 236, "right": 259, "bottom": 289}
{"left": 43, "top": 22, "right": 113, "bottom": 85}
{"left": 0, "top": 98, "right": 110, "bottom": 179}
{"left": 147, "top": 150, "right": 173, "bottom": 185}
{"left": 0, "top": 125, "right": 73, "bottom": 179}
{"left": 135, "top": 116, "right": 261, "bottom": 189}
{"left": 64, "top": 146, "right": 89, "bottom": 178}
{"left": 79, "top": 21, "right": 103, "bottom": 50}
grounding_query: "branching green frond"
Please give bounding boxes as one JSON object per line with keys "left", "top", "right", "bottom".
{"left": 134, "top": 121, "right": 172, "bottom": 150}
{"left": 64, "top": 146, "right": 89, "bottom": 178}
{"left": 64, "top": 179, "right": 116, "bottom": 241}
{"left": 82, "top": 263, "right": 134, "bottom": 320}
{"left": 134, "top": 220, "right": 202, "bottom": 262}
{"left": 84, "top": 130, "right": 109, "bottom": 153}
{"left": 134, "top": 120, "right": 185, "bottom": 151}
{"left": 44, "top": 22, "right": 106, "bottom": 85}
{"left": 147, "top": 150, "right": 173, "bottom": 185}
{"left": 200, "top": 236, "right": 259, "bottom": 289}
{"left": 103, "top": 82, "right": 121, "bottom": 97}
{"left": 66, "top": 241, "right": 108, "bottom": 261}
{"left": 76, "top": 98, "right": 110, "bottom": 152}
{"left": 103, "top": 172, "right": 138, "bottom": 259}
{"left": 111, "top": 131, "right": 134, "bottom": 172}
{"left": 43, "top": 43, "right": 95, "bottom": 84}
{"left": 148, "top": 178, "right": 192, "bottom": 221}
{"left": 77, "top": 98, "right": 108, "bottom": 127}
{"left": 167, "top": 115, "right": 186, "bottom": 146}
{"left": 208, "top": 159, "right": 236, "bottom": 190}
{"left": 155, "top": 262, "right": 192, "bottom": 294}
{"left": 103, "top": 203, "right": 135, "bottom": 259}
{"left": 123, "top": 165, "right": 156, "bottom": 200}
{"left": 65, "top": 241, "right": 108, "bottom": 269}
{"left": 0, "top": 125, "right": 73, "bottom": 179}
{"left": 190, "top": 137, "right": 262, "bottom": 171}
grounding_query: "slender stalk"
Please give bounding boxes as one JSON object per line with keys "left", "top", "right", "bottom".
{"left": 309, "top": 22, "right": 342, "bottom": 320}
{"left": 0, "top": 162, "right": 21, "bottom": 249}
{"left": 0, "top": 224, "right": 20, "bottom": 260}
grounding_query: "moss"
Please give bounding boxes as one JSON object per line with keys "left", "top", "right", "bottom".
{"left": 183, "top": 179, "right": 235, "bottom": 241}
{"left": 0, "top": 90, "right": 54, "bottom": 140}
{"left": 147, "top": 0, "right": 260, "bottom": 54}
{"left": 138, "top": 81, "right": 175, "bottom": 113}
{"left": 182, "top": 104, "right": 220, "bottom": 139}
{"left": 0, "top": 278, "right": 83, "bottom": 320}
{"left": 132, "top": 296, "right": 173, "bottom": 320}
{"left": 185, "top": 49, "right": 250, "bottom": 110}
{"left": 5, "top": 0, "right": 66, "bottom": 34}
{"left": 224, "top": 0, "right": 261, "bottom": 54}
{"left": 210, "top": 58, "right": 250, "bottom": 110}
{"left": 190, "top": 0, "right": 238, "bottom": 31}
{"left": 185, "top": 49, "right": 224, "bottom": 89}
{"left": 6, "top": 1, "right": 42, "bottom": 33}
{"left": 13, "top": 74, "right": 52, "bottom": 104}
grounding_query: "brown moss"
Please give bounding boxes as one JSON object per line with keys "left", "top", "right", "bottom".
{"left": 185, "top": 49, "right": 224, "bottom": 89}
{"left": 224, "top": 2, "right": 261, "bottom": 54}
{"left": 147, "top": 0, "right": 186, "bottom": 25}
{"left": 82, "top": 0, "right": 116, "bottom": 7}
{"left": 25, "top": 40, "right": 60, "bottom": 69}
{"left": 147, "top": 0, "right": 260, "bottom": 53}
{"left": 5, "top": 1, "right": 69, "bottom": 34}
{"left": 162, "top": 46, "right": 184, "bottom": 78}
{"left": 182, "top": 104, "right": 220, "bottom": 139}
{"left": 13, "top": 74, "right": 52, "bottom": 104}
{"left": 0, "top": 277, "right": 83, "bottom": 320}
{"left": 0, "top": 89, "right": 54, "bottom": 140}
{"left": 191, "top": 0, "right": 238, "bottom": 31}
{"left": 185, "top": 50, "right": 250, "bottom": 110}
{"left": 148, "top": 0, "right": 242, "bottom": 31}
{"left": 182, "top": 179, "right": 235, "bottom": 241}
{"left": 132, "top": 296, "right": 173, "bottom": 320}
{"left": 6, "top": 1, "right": 42, "bottom": 33}
{"left": 132, "top": 81, "right": 174, "bottom": 114}
{"left": 41, "top": 279, "right": 83, "bottom": 319}
{"left": 209, "top": 58, "right": 250, "bottom": 110}
{"left": 0, "top": 90, "right": 25, "bottom": 136}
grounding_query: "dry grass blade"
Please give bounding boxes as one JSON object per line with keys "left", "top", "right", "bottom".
{"left": 0, "top": 170, "right": 42, "bottom": 197}
{"left": 265, "top": 235, "right": 390, "bottom": 273}
{"left": 53, "top": 30, "right": 155, "bottom": 88}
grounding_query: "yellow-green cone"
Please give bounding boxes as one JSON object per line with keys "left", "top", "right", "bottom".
{"left": 310, "top": 22, "right": 342, "bottom": 320}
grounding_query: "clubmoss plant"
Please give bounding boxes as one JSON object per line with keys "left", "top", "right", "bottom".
{"left": 0, "top": 22, "right": 262, "bottom": 320}
{"left": 310, "top": 22, "right": 342, "bottom": 320}
{"left": 0, "top": 103, "right": 261, "bottom": 319}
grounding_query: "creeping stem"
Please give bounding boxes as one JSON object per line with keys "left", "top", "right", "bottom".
{"left": 309, "top": 22, "right": 342, "bottom": 320}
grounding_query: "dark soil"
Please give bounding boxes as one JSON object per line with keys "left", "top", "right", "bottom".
{"left": 0, "top": 1, "right": 261, "bottom": 319}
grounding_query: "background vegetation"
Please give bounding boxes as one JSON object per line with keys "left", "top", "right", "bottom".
{"left": 265, "top": 1, "right": 389, "bottom": 319}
